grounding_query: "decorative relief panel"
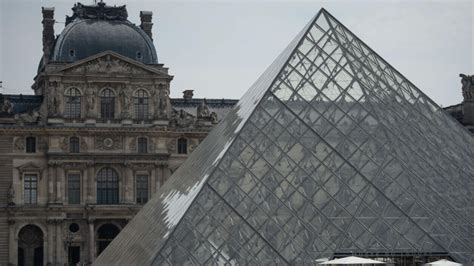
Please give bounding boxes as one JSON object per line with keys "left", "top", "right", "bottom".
{"left": 13, "top": 137, "right": 25, "bottom": 151}
{"left": 129, "top": 138, "right": 136, "bottom": 151}
{"left": 166, "top": 138, "right": 176, "bottom": 153}
{"left": 94, "top": 136, "right": 122, "bottom": 150}
{"left": 64, "top": 55, "right": 151, "bottom": 76}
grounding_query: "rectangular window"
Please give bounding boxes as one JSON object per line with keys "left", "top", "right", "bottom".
{"left": 24, "top": 174, "right": 38, "bottom": 204}
{"left": 177, "top": 138, "right": 187, "bottom": 154}
{"left": 101, "top": 97, "right": 115, "bottom": 119}
{"left": 26, "top": 137, "right": 36, "bottom": 153}
{"left": 136, "top": 175, "right": 148, "bottom": 204}
{"left": 68, "top": 173, "right": 81, "bottom": 204}
{"left": 137, "top": 138, "right": 147, "bottom": 154}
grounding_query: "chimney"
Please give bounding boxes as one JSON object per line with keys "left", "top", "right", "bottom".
{"left": 183, "top": 90, "right": 194, "bottom": 99}
{"left": 42, "top": 7, "right": 55, "bottom": 63}
{"left": 140, "top": 11, "right": 153, "bottom": 40}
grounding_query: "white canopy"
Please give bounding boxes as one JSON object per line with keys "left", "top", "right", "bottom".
{"left": 319, "top": 256, "right": 385, "bottom": 265}
{"left": 424, "top": 259, "right": 462, "bottom": 266}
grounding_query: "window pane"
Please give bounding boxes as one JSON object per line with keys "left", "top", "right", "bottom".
{"left": 101, "top": 88, "right": 115, "bottom": 119}
{"left": 26, "top": 137, "right": 36, "bottom": 153}
{"left": 65, "top": 88, "right": 81, "bottom": 118}
{"left": 138, "top": 137, "right": 148, "bottom": 153}
{"left": 68, "top": 174, "right": 81, "bottom": 204}
{"left": 24, "top": 175, "right": 37, "bottom": 204}
{"left": 136, "top": 175, "right": 149, "bottom": 204}
{"left": 134, "top": 89, "right": 148, "bottom": 120}
{"left": 97, "top": 168, "right": 119, "bottom": 204}
{"left": 69, "top": 137, "right": 80, "bottom": 153}
{"left": 178, "top": 138, "right": 187, "bottom": 154}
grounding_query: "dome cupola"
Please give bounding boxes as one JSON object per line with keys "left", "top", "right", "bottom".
{"left": 49, "top": 2, "right": 158, "bottom": 65}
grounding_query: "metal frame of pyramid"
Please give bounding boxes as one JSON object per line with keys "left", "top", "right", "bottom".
{"left": 95, "top": 9, "right": 473, "bottom": 265}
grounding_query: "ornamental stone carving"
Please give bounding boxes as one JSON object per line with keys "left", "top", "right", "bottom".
{"left": 152, "top": 84, "right": 171, "bottom": 120}
{"left": 120, "top": 85, "right": 133, "bottom": 119}
{"left": 67, "top": 56, "right": 150, "bottom": 76}
{"left": 197, "top": 99, "right": 210, "bottom": 119}
{"left": 14, "top": 137, "right": 25, "bottom": 151}
{"left": 15, "top": 110, "right": 41, "bottom": 125}
{"left": 85, "top": 86, "right": 97, "bottom": 118}
{"left": 170, "top": 109, "right": 195, "bottom": 128}
{"left": 129, "top": 138, "right": 136, "bottom": 151}
{"left": 167, "top": 138, "right": 176, "bottom": 152}
{"left": 47, "top": 82, "right": 60, "bottom": 116}
{"left": 95, "top": 136, "right": 122, "bottom": 150}
{"left": 61, "top": 137, "right": 69, "bottom": 151}
{"left": 1, "top": 97, "right": 13, "bottom": 114}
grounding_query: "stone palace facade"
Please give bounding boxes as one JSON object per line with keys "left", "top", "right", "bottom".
{"left": 0, "top": 2, "right": 236, "bottom": 265}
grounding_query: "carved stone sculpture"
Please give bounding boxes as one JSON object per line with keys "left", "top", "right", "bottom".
{"left": 170, "top": 109, "right": 195, "bottom": 128}
{"left": 460, "top": 74, "right": 474, "bottom": 102}
{"left": 85, "top": 87, "right": 96, "bottom": 118}
{"left": 7, "top": 185, "right": 15, "bottom": 206}
{"left": 15, "top": 110, "right": 40, "bottom": 125}
{"left": 153, "top": 85, "right": 171, "bottom": 120}
{"left": 1, "top": 97, "right": 13, "bottom": 114}
{"left": 48, "top": 84, "right": 60, "bottom": 116}
{"left": 14, "top": 137, "right": 25, "bottom": 151}
{"left": 210, "top": 112, "right": 218, "bottom": 124}
{"left": 120, "top": 86, "right": 133, "bottom": 119}
{"left": 197, "top": 99, "right": 210, "bottom": 119}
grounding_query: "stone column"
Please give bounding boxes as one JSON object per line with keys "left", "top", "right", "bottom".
{"left": 57, "top": 167, "right": 66, "bottom": 203}
{"left": 55, "top": 221, "right": 63, "bottom": 264}
{"left": 8, "top": 220, "right": 17, "bottom": 265}
{"left": 47, "top": 220, "right": 55, "bottom": 265}
{"left": 47, "top": 164, "right": 56, "bottom": 204}
{"left": 82, "top": 167, "right": 88, "bottom": 205}
{"left": 150, "top": 168, "right": 157, "bottom": 194}
{"left": 88, "top": 220, "right": 95, "bottom": 263}
{"left": 87, "top": 163, "right": 95, "bottom": 204}
{"left": 127, "top": 167, "right": 134, "bottom": 203}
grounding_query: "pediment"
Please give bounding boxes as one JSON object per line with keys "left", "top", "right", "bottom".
{"left": 16, "top": 162, "right": 43, "bottom": 172}
{"left": 55, "top": 51, "right": 171, "bottom": 78}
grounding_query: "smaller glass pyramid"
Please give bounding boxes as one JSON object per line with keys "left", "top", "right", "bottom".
{"left": 95, "top": 8, "right": 474, "bottom": 265}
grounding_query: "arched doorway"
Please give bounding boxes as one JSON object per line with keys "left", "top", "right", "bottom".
{"left": 97, "top": 223, "right": 120, "bottom": 256}
{"left": 18, "top": 224, "right": 44, "bottom": 266}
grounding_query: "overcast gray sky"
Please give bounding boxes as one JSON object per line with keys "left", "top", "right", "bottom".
{"left": 1, "top": 0, "right": 473, "bottom": 106}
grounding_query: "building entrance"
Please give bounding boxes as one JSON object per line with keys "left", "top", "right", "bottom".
{"left": 18, "top": 225, "right": 44, "bottom": 266}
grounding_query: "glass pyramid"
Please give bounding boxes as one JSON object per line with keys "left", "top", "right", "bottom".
{"left": 95, "top": 9, "right": 474, "bottom": 265}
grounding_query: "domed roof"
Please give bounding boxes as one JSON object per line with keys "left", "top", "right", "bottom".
{"left": 50, "top": 2, "right": 158, "bottom": 65}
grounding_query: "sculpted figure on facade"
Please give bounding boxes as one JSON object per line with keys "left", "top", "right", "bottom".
{"left": 460, "top": 74, "right": 474, "bottom": 102}
{"left": 7, "top": 185, "right": 15, "bottom": 206}
{"left": 15, "top": 110, "right": 40, "bottom": 125}
{"left": 210, "top": 112, "right": 218, "bottom": 124}
{"left": 1, "top": 97, "right": 13, "bottom": 114}
{"left": 153, "top": 84, "right": 171, "bottom": 119}
{"left": 197, "top": 99, "right": 210, "bottom": 119}
{"left": 85, "top": 86, "right": 96, "bottom": 118}
{"left": 48, "top": 83, "right": 60, "bottom": 116}
{"left": 14, "top": 137, "right": 25, "bottom": 151}
{"left": 120, "top": 85, "right": 133, "bottom": 119}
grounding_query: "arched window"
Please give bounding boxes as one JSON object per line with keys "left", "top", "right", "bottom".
{"left": 134, "top": 89, "right": 148, "bottom": 120}
{"left": 100, "top": 88, "right": 115, "bottom": 119}
{"left": 137, "top": 137, "right": 147, "bottom": 153}
{"left": 18, "top": 225, "right": 44, "bottom": 266}
{"left": 65, "top": 87, "right": 81, "bottom": 118}
{"left": 177, "top": 138, "right": 187, "bottom": 154}
{"left": 69, "top": 137, "right": 80, "bottom": 153}
{"left": 97, "top": 223, "right": 120, "bottom": 256}
{"left": 96, "top": 167, "right": 119, "bottom": 204}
